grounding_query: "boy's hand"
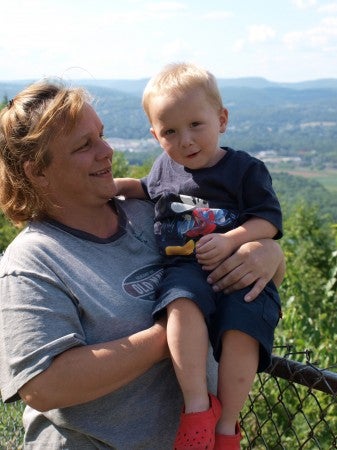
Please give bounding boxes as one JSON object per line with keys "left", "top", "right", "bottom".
{"left": 195, "top": 233, "right": 234, "bottom": 270}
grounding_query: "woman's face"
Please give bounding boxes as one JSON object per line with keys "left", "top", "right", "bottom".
{"left": 39, "top": 103, "right": 116, "bottom": 213}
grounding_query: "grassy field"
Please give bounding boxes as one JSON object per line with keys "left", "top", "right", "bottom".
{"left": 0, "top": 401, "right": 24, "bottom": 449}
{"left": 272, "top": 168, "right": 337, "bottom": 193}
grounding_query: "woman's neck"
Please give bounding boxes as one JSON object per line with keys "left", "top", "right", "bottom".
{"left": 47, "top": 201, "right": 119, "bottom": 239}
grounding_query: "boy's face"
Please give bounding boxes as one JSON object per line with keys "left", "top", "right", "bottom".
{"left": 149, "top": 87, "right": 228, "bottom": 170}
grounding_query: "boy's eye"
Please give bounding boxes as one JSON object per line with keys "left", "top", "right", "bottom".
{"left": 191, "top": 122, "right": 201, "bottom": 127}
{"left": 165, "top": 129, "right": 175, "bottom": 136}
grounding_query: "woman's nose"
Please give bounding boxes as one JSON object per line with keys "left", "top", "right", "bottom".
{"left": 98, "top": 139, "right": 113, "bottom": 159}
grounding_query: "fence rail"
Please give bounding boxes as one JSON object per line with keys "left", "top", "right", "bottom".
{"left": 1, "top": 347, "right": 337, "bottom": 449}
{"left": 266, "top": 354, "right": 337, "bottom": 396}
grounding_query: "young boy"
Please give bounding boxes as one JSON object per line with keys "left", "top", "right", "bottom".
{"left": 115, "top": 62, "right": 282, "bottom": 450}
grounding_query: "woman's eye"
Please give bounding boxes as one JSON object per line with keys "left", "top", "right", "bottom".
{"left": 75, "top": 140, "right": 90, "bottom": 152}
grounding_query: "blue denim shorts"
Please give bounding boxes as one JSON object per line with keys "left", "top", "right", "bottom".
{"left": 153, "top": 258, "right": 281, "bottom": 372}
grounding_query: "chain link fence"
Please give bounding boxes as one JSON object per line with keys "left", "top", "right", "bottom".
{"left": 1, "top": 347, "right": 337, "bottom": 449}
{"left": 240, "top": 347, "right": 337, "bottom": 449}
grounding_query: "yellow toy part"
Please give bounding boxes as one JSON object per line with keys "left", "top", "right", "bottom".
{"left": 165, "top": 239, "right": 195, "bottom": 256}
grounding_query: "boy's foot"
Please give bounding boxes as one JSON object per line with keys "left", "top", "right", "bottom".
{"left": 214, "top": 422, "right": 242, "bottom": 450}
{"left": 174, "top": 393, "right": 222, "bottom": 450}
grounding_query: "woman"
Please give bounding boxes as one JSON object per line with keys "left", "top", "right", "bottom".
{"left": 0, "top": 80, "right": 285, "bottom": 449}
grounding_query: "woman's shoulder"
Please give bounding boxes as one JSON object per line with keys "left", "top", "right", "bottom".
{"left": 0, "top": 222, "right": 64, "bottom": 272}
{"left": 116, "top": 197, "right": 154, "bottom": 217}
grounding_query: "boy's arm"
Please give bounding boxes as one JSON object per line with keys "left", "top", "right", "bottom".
{"left": 196, "top": 217, "right": 278, "bottom": 270}
{"left": 223, "top": 217, "right": 278, "bottom": 252}
{"left": 114, "top": 178, "right": 146, "bottom": 199}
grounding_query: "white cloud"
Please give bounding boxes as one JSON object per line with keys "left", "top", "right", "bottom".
{"left": 162, "top": 38, "right": 191, "bottom": 58}
{"left": 321, "top": 16, "right": 337, "bottom": 28}
{"left": 291, "top": 0, "right": 317, "bottom": 9}
{"left": 318, "top": 3, "right": 337, "bottom": 13}
{"left": 248, "top": 25, "right": 276, "bottom": 43}
{"left": 145, "top": 1, "right": 187, "bottom": 11}
{"left": 283, "top": 31, "right": 303, "bottom": 49}
{"left": 203, "top": 10, "right": 234, "bottom": 20}
{"left": 231, "top": 25, "right": 276, "bottom": 56}
{"left": 233, "top": 39, "right": 245, "bottom": 53}
{"left": 283, "top": 15, "right": 337, "bottom": 50}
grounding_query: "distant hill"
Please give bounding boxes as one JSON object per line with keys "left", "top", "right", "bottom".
{"left": 272, "top": 172, "right": 337, "bottom": 222}
{"left": 2, "top": 76, "right": 337, "bottom": 98}
{"left": 1, "top": 78, "right": 336, "bottom": 164}
{"left": 57, "top": 77, "right": 337, "bottom": 94}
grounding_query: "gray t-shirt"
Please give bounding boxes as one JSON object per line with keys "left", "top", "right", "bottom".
{"left": 0, "top": 198, "right": 217, "bottom": 449}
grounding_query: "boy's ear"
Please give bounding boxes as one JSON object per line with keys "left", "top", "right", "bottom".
{"left": 219, "top": 108, "right": 229, "bottom": 133}
{"left": 150, "top": 127, "right": 159, "bottom": 141}
{"left": 23, "top": 160, "right": 49, "bottom": 188}
{"left": 150, "top": 127, "right": 166, "bottom": 150}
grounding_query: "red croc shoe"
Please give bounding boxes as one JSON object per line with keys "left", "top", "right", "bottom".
{"left": 214, "top": 422, "right": 242, "bottom": 450}
{"left": 173, "top": 393, "right": 222, "bottom": 450}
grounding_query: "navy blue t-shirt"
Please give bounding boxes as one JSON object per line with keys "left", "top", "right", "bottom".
{"left": 141, "top": 147, "right": 282, "bottom": 256}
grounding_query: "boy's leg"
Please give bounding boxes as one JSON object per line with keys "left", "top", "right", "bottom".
{"left": 167, "top": 297, "right": 209, "bottom": 413}
{"left": 216, "top": 330, "right": 259, "bottom": 436}
{"left": 168, "top": 298, "right": 222, "bottom": 450}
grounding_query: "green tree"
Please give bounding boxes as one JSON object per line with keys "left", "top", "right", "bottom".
{"left": 276, "top": 203, "right": 336, "bottom": 366}
{"left": 0, "top": 95, "right": 9, "bottom": 110}
{"left": 112, "top": 150, "right": 154, "bottom": 179}
{"left": 242, "top": 202, "right": 337, "bottom": 449}
{"left": 128, "top": 156, "right": 154, "bottom": 178}
{"left": 112, "top": 150, "right": 130, "bottom": 177}
{"left": 0, "top": 96, "right": 22, "bottom": 251}
{"left": 0, "top": 214, "right": 19, "bottom": 252}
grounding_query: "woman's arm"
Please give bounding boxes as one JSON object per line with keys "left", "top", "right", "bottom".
{"left": 18, "top": 320, "right": 168, "bottom": 412}
{"left": 206, "top": 239, "right": 285, "bottom": 302}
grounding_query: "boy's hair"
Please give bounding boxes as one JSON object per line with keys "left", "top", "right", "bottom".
{"left": 0, "top": 80, "right": 89, "bottom": 226}
{"left": 142, "top": 62, "right": 224, "bottom": 121}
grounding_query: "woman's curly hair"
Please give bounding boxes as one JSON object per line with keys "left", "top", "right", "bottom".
{"left": 0, "top": 80, "right": 90, "bottom": 226}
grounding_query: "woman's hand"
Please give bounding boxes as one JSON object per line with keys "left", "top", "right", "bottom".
{"left": 206, "top": 239, "right": 285, "bottom": 302}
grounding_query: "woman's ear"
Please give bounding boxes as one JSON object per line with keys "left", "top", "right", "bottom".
{"left": 23, "top": 160, "right": 49, "bottom": 188}
{"left": 219, "top": 108, "right": 229, "bottom": 133}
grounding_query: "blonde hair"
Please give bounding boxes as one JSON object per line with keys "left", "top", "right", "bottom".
{"left": 142, "top": 62, "right": 224, "bottom": 121}
{"left": 0, "top": 80, "right": 90, "bottom": 226}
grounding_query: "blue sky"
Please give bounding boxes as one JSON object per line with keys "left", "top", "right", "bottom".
{"left": 1, "top": 0, "right": 337, "bottom": 82}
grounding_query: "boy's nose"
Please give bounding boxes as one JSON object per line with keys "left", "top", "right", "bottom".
{"left": 180, "top": 131, "right": 193, "bottom": 148}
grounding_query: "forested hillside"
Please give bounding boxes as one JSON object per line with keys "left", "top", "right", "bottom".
{"left": 1, "top": 78, "right": 337, "bottom": 167}
{"left": 272, "top": 172, "right": 337, "bottom": 222}
{"left": 87, "top": 82, "right": 337, "bottom": 168}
